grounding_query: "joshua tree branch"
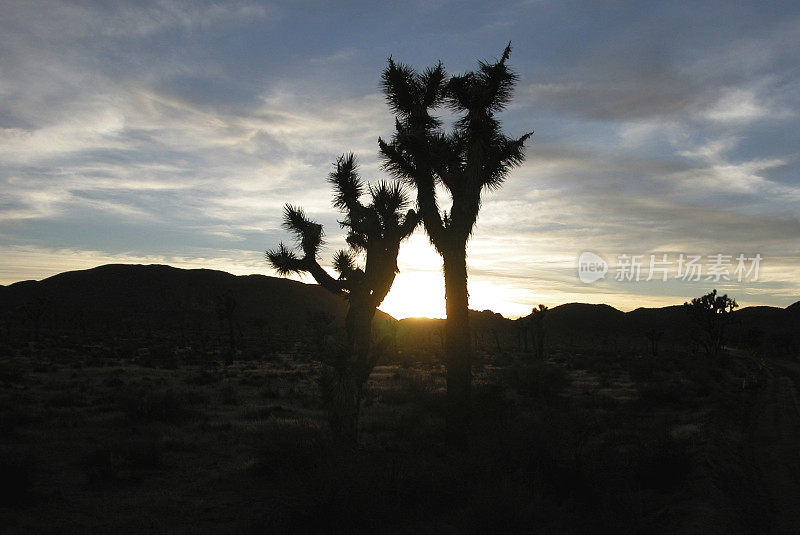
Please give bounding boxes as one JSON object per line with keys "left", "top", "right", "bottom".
{"left": 304, "top": 256, "right": 347, "bottom": 295}
{"left": 398, "top": 209, "right": 420, "bottom": 239}
{"left": 266, "top": 243, "right": 346, "bottom": 295}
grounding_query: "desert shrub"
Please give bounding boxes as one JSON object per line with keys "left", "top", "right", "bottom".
{"left": 239, "top": 373, "right": 269, "bottom": 387}
{"left": 628, "top": 356, "right": 655, "bottom": 382}
{"left": 160, "top": 353, "right": 180, "bottom": 370}
{"left": 472, "top": 381, "right": 514, "bottom": 422}
{"left": 81, "top": 436, "right": 164, "bottom": 489}
{"left": 503, "top": 361, "right": 570, "bottom": 399}
{"left": 220, "top": 384, "right": 239, "bottom": 405}
{"left": 249, "top": 420, "right": 331, "bottom": 477}
{"left": 45, "top": 389, "right": 85, "bottom": 408}
{"left": 240, "top": 405, "right": 294, "bottom": 421}
{"left": 637, "top": 379, "right": 696, "bottom": 408}
{"left": 83, "top": 356, "right": 105, "bottom": 368}
{"left": 0, "top": 410, "right": 40, "bottom": 435}
{"left": 0, "top": 340, "right": 14, "bottom": 358}
{"left": 115, "top": 386, "right": 198, "bottom": 424}
{"left": 149, "top": 342, "right": 174, "bottom": 359}
{"left": 249, "top": 423, "right": 436, "bottom": 533}
{"left": 239, "top": 347, "right": 265, "bottom": 360}
{"left": 31, "top": 362, "right": 50, "bottom": 373}
{"left": 0, "top": 360, "right": 25, "bottom": 383}
{"left": 103, "top": 375, "right": 124, "bottom": 388}
{"left": 259, "top": 386, "right": 280, "bottom": 399}
{"left": 686, "top": 363, "right": 724, "bottom": 398}
{"left": 360, "top": 386, "right": 378, "bottom": 408}
{"left": 185, "top": 369, "right": 222, "bottom": 386}
{"left": 0, "top": 451, "right": 38, "bottom": 506}
{"left": 582, "top": 391, "right": 622, "bottom": 410}
{"left": 380, "top": 370, "right": 439, "bottom": 406}
{"left": 567, "top": 354, "right": 594, "bottom": 371}
{"left": 115, "top": 341, "right": 138, "bottom": 359}
{"left": 0, "top": 391, "right": 40, "bottom": 434}
{"left": 632, "top": 427, "right": 694, "bottom": 492}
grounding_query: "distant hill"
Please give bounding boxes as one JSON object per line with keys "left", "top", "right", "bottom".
{"left": 545, "top": 303, "right": 626, "bottom": 339}
{"left": 397, "top": 298, "right": 799, "bottom": 356}
{"left": 1, "top": 264, "right": 796, "bottom": 358}
{"left": 0, "top": 264, "right": 394, "bottom": 353}
{"left": 520, "top": 300, "right": 798, "bottom": 353}
{"left": 396, "top": 309, "right": 513, "bottom": 354}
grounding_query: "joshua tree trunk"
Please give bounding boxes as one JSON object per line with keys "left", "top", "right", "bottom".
{"left": 226, "top": 316, "right": 236, "bottom": 364}
{"left": 326, "top": 297, "right": 377, "bottom": 443}
{"left": 324, "top": 366, "right": 360, "bottom": 443}
{"left": 379, "top": 44, "right": 530, "bottom": 446}
{"left": 443, "top": 246, "right": 472, "bottom": 444}
{"left": 267, "top": 156, "right": 418, "bottom": 443}
{"left": 535, "top": 325, "right": 544, "bottom": 360}
{"left": 346, "top": 295, "right": 375, "bottom": 374}
{"left": 520, "top": 323, "right": 529, "bottom": 352}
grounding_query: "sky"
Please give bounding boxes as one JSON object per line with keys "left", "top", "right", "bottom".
{"left": 1, "top": 0, "right": 799, "bottom": 319}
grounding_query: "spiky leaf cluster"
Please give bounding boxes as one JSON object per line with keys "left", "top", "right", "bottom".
{"left": 378, "top": 43, "right": 532, "bottom": 245}
{"left": 267, "top": 154, "right": 419, "bottom": 303}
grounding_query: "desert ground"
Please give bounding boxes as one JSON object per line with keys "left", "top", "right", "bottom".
{"left": 3, "top": 338, "right": 798, "bottom": 533}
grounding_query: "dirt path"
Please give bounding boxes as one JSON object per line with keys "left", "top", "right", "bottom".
{"left": 753, "top": 359, "right": 800, "bottom": 534}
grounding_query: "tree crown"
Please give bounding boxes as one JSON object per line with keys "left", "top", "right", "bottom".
{"left": 267, "top": 154, "right": 418, "bottom": 303}
{"left": 378, "top": 44, "right": 532, "bottom": 245}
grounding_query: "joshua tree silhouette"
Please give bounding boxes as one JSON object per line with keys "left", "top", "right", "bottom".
{"left": 378, "top": 44, "right": 532, "bottom": 441}
{"left": 266, "top": 154, "right": 419, "bottom": 440}
{"left": 530, "top": 304, "right": 548, "bottom": 360}
{"left": 684, "top": 289, "right": 738, "bottom": 358}
{"left": 214, "top": 291, "right": 237, "bottom": 364}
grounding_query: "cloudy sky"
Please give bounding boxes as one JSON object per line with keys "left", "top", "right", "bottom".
{"left": 1, "top": 0, "right": 798, "bottom": 318}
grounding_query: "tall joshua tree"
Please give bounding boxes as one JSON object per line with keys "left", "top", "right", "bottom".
{"left": 267, "top": 154, "right": 418, "bottom": 441}
{"left": 379, "top": 44, "right": 531, "bottom": 440}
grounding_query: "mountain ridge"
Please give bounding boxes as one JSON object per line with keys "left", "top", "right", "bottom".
{"left": 2, "top": 264, "right": 797, "bottom": 356}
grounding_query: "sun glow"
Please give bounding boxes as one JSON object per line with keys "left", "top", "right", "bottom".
{"left": 377, "top": 234, "right": 541, "bottom": 320}
{"left": 379, "top": 269, "right": 446, "bottom": 319}
{"left": 379, "top": 269, "right": 540, "bottom": 320}
{"left": 378, "top": 234, "right": 444, "bottom": 319}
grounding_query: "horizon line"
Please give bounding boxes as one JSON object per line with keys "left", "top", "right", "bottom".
{"left": 2, "top": 261, "right": 796, "bottom": 320}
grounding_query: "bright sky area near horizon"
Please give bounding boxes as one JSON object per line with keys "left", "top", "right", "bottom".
{"left": 1, "top": 1, "right": 798, "bottom": 319}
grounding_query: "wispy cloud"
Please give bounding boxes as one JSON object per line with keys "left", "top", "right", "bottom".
{"left": 1, "top": 1, "right": 798, "bottom": 316}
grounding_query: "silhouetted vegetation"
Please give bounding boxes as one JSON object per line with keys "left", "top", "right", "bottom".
{"left": 267, "top": 154, "right": 418, "bottom": 440}
{"left": 530, "top": 304, "right": 548, "bottom": 360}
{"left": 1, "top": 281, "right": 798, "bottom": 531}
{"left": 379, "top": 44, "right": 532, "bottom": 442}
{"left": 684, "top": 289, "right": 738, "bottom": 358}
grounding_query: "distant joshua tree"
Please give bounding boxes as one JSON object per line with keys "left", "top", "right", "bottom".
{"left": 215, "top": 291, "right": 237, "bottom": 364}
{"left": 644, "top": 327, "right": 664, "bottom": 357}
{"left": 530, "top": 304, "right": 548, "bottom": 360}
{"left": 21, "top": 297, "right": 50, "bottom": 343}
{"left": 379, "top": 43, "right": 532, "bottom": 440}
{"left": 684, "top": 289, "right": 738, "bottom": 358}
{"left": 267, "top": 154, "right": 419, "bottom": 441}
{"left": 305, "top": 310, "right": 336, "bottom": 355}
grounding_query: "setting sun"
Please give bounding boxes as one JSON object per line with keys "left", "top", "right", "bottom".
{"left": 379, "top": 270, "right": 446, "bottom": 319}
{"left": 378, "top": 234, "right": 547, "bottom": 319}
{"left": 378, "top": 234, "right": 445, "bottom": 319}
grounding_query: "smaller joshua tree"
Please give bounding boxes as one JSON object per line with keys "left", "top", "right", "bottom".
{"left": 267, "top": 154, "right": 419, "bottom": 441}
{"left": 684, "top": 289, "right": 738, "bottom": 358}
{"left": 530, "top": 304, "right": 548, "bottom": 360}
